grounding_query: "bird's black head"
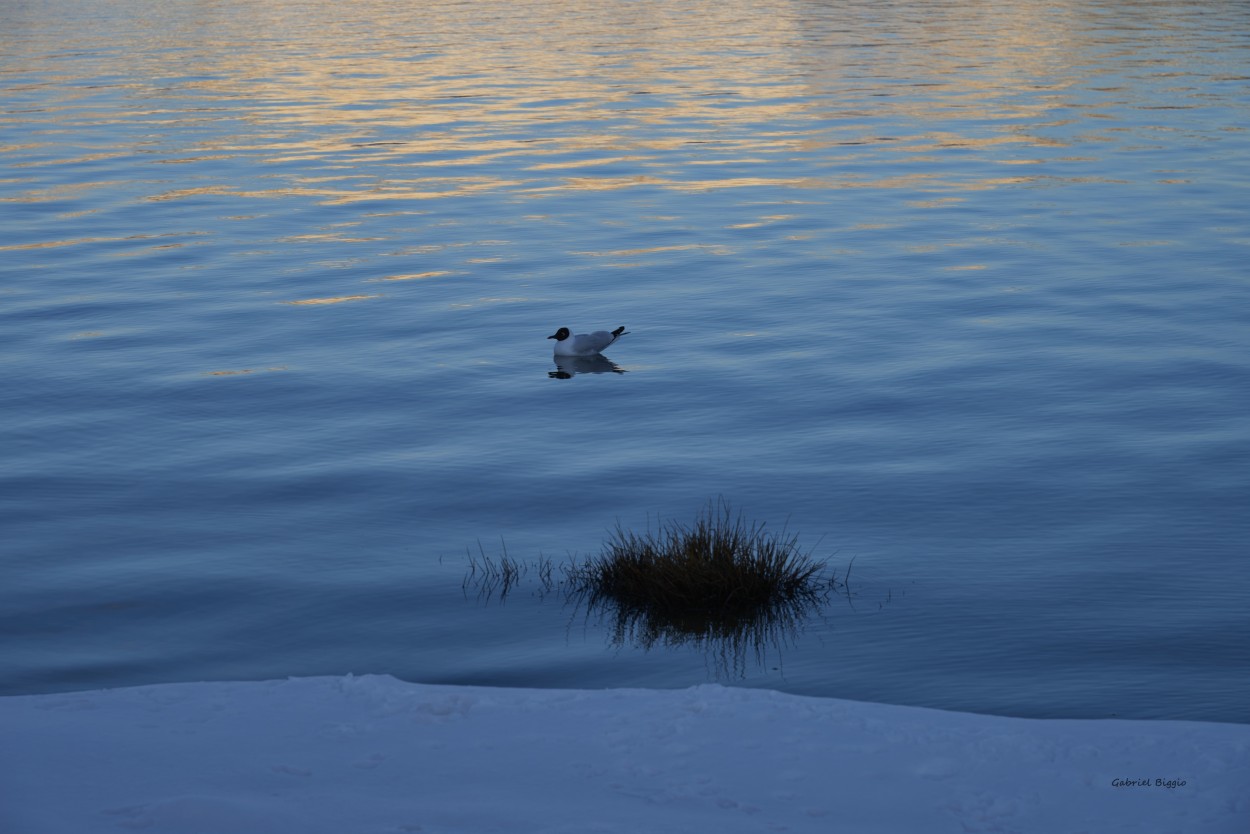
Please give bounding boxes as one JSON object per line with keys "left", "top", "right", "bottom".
{"left": 547, "top": 327, "right": 570, "bottom": 341}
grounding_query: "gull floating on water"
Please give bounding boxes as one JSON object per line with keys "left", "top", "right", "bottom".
{"left": 547, "top": 326, "right": 628, "bottom": 357}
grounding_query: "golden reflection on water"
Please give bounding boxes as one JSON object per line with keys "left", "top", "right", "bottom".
{"left": 203, "top": 366, "right": 289, "bottom": 376}
{"left": 1, "top": 0, "right": 1240, "bottom": 282}
{"left": 5, "top": 0, "right": 1187, "bottom": 213}
{"left": 373, "top": 271, "right": 458, "bottom": 282}
{"left": 282, "top": 295, "right": 380, "bottom": 306}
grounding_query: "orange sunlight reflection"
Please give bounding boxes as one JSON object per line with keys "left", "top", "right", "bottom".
{"left": 0, "top": 0, "right": 1119, "bottom": 213}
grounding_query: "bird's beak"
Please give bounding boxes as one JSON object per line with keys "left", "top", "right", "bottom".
{"left": 546, "top": 333, "right": 558, "bottom": 339}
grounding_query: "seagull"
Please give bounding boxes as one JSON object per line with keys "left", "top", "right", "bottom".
{"left": 547, "top": 326, "right": 628, "bottom": 357}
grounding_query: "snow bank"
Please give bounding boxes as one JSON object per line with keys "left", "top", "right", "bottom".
{"left": 2, "top": 675, "right": 1247, "bottom": 833}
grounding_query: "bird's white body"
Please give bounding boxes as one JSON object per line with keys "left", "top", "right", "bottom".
{"left": 548, "top": 326, "right": 628, "bottom": 356}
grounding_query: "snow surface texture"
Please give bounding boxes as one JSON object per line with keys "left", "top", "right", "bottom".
{"left": 2, "top": 675, "right": 1247, "bottom": 834}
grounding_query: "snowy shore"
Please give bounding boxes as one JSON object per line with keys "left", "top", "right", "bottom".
{"left": 3, "top": 675, "right": 1247, "bottom": 833}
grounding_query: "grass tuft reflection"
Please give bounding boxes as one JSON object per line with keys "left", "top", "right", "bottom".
{"left": 463, "top": 501, "right": 851, "bottom": 676}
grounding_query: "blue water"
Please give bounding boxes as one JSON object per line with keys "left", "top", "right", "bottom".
{"left": 3, "top": 0, "right": 1248, "bottom": 722}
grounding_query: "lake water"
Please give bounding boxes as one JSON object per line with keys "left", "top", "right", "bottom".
{"left": 3, "top": 0, "right": 1248, "bottom": 723}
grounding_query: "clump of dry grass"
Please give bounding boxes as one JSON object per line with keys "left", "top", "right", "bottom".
{"left": 460, "top": 501, "right": 844, "bottom": 673}
{"left": 565, "top": 500, "right": 828, "bottom": 629}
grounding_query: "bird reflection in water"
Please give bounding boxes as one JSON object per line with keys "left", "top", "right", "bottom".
{"left": 549, "top": 355, "right": 627, "bottom": 379}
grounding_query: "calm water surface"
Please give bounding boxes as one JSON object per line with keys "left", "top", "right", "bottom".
{"left": 2, "top": 0, "right": 1248, "bottom": 722}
